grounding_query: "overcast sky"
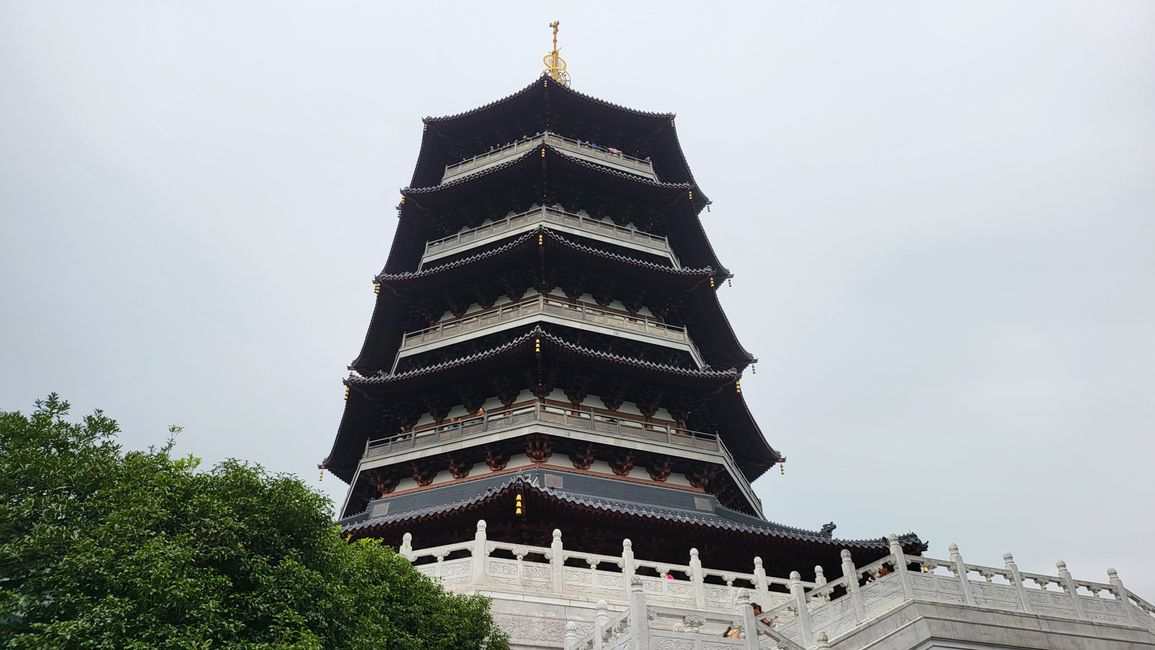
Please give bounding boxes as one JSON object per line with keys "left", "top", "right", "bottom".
{"left": 2, "top": 1, "right": 1153, "bottom": 596}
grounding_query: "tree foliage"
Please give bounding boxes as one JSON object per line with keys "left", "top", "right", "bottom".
{"left": 0, "top": 395, "right": 508, "bottom": 649}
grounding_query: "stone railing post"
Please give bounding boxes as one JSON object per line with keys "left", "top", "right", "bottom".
{"left": 1057, "top": 561, "right": 1087, "bottom": 619}
{"left": 813, "top": 565, "right": 828, "bottom": 602}
{"left": 471, "top": 520, "right": 488, "bottom": 585}
{"left": 840, "top": 550, "right": 866, "bottom": 622}
{"left": 1004, "top": 553, "right": 1032, "bottom": 614}
{"left": 690, "top": 548, "right": 706, "bottom": 609}
{"left": 400, "top": 532, "right": 415, "bottom": 561}
{"left": 949, "top": 544, "right": 976, "bottom": 606}
{"left": 736, "top": 590, "right": 760, "bottom": 650}
{"left": 628, "top": 576, "right": 651, "bottom": 650}
{"left": 622, "top": 538, "right": 636, "bottom": 598}
{"left": 789, "top": 571, "right": 814, "bottom": 648}
{"left": 564, "top": 621, "right": 579, "bottom": 650}
{"left": 1108, "top": 568, "right": 1141, "bottom": 625}
{"left": 550, "top": 529, "right": 565, "bottom": 594}
{"left": 888, "top": 534, "right": 915, "bottom": 601}
{"left": 593, "top": 600, "right": 609, "bottom": 650}
{"left": 814, "top": 631, "right": 831, "bottom": 649}
{"left": 753, "top": 556, "right": 771, "bottom": 609}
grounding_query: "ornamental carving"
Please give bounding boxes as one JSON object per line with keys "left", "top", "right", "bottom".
{"left": 491, "top": 614, "right": 566, "bottom": 644}
{"left": 611, "top": 453, "right": 634, "bottom": 476}
{"left": 484, "top": 445, "right": 510, "bottom": 471}
{"left": 687, "top": 466, "right": 719, "bottom": 489}
{"left": 410, "top": 461, "right": 438, "bottom": 486}
{"left": 647, "top": 458, "right": 673, "bottom": 482}
{"left": 367, "top": 472, "right": 400, "bottom": 496}
{"left": 569, "top": 444, "right": 596, "bottom": 470}
{"left": 447, "top": 455, "right": 473, "bottom": 479}
{"left": 600, "top": 392, "right": 625, "bottom": 411}
{"left": 526, "top": 434, "right": 552, "bottom": 463}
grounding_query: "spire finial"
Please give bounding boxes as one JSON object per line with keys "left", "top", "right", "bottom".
{"left": 543, "top": 20, "right": 571, "bottom": 87}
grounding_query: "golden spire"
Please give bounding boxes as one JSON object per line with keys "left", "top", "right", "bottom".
{"left": 543, "top": 20, "right": 571, "bottom": 87}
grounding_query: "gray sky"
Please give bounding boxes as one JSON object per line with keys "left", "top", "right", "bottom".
{"left": 2, "top": 1, "right": 1153, "bottom": 596}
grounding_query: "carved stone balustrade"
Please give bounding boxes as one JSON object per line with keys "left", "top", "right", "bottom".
{"left": 399, "top": 522, "right": 1155, "bottom": 649}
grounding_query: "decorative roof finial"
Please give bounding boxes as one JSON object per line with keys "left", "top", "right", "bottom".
{"left": 543, "top": 20, "right": 571, "bottom": 87}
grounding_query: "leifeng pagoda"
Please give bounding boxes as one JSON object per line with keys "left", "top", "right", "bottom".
{"left": 319, "top": 26, "right": 1155, "bottom": 650}
{"left": 322, "top": 37, "right": 922, "bottom": 581}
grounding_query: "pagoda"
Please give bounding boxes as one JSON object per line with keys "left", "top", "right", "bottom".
{"left": 322, "top": 33, "right": 923, "bottom": 580}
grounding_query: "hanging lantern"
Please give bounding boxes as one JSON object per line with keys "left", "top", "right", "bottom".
{"left": 373, "top": 282, "right": 381, "bottom": 295}
{"left": 343, "top": 386, "right": 350, "bottom": 400}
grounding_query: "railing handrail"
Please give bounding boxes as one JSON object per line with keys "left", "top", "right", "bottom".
{"left": 542, "top": 131, "right": 652, "bottom": 168}
{"left": 442, "top": 131, "right": 653, "bottom": 179}
{"left": 423, "top": 205, "right": 669, "bottom": 255}
{"left": 364, "top": 398, "right": 720, "bottom": 456}
{"left": 401, "top": 521, "right": 1155, "bottom": 646}
{"left": 400, "top": 293, "right": 685, "bottom": 344}
{"left": 408, "top": 540, "right": 474, "bottom": 562}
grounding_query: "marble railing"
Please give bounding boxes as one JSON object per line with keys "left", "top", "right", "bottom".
{"left": 400, "top": 521, "right": 1154, "bottom": 649}
{"left": 758, "top": 535, "right": 1155, "bottom": 649}
{"left": 400, "top": 520, "right": 809, "bottom": 614}
{"left": 565, "top": 583, "right": 804, "bottom": 650}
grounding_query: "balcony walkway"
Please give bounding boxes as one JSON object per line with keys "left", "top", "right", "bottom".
{"left": 395, "top": 294, "right": 705, "bottom": 368}
{"left": 365, "top": 399, "right": 725, "bottom": 460}
{"left": 421, "top": 206, "right": 678, "bottom": 268}
{"left": 359, "top": 398, "right": 764, "bottom": 519}
{"left": 441, "top": 131, "right": 657, "bottom": 183}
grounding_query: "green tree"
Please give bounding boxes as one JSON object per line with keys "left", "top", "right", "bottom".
{"left": 0, "top": 395, "right": 508, "bottom": 649}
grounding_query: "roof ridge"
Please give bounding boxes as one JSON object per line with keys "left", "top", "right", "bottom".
{"left": 423, "top": 78, "right": 541, "bottom": 124}
{"left": 423, "top": 75, "right": 676, "bottom": 125}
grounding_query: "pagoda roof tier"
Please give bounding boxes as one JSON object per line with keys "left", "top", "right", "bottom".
{"left": 340, "top": 471, "right": 925, "bottom": 577}
{"left": 385, "top": 145, "right": 723, "bottom": 276}
{"left": 379, "top": 228, "right": 710, "bottom": 295}
{"left": 326, "top": 327, "right": 778, "bottom": 481}
{"left": 351, "top": 228, "right": 754, "bottom": 373}
{"left": 410, "top": 76, "right": 705, "bottom": 200}
{"left": 353, "top": 326, "right": 737, "bottom": 392}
